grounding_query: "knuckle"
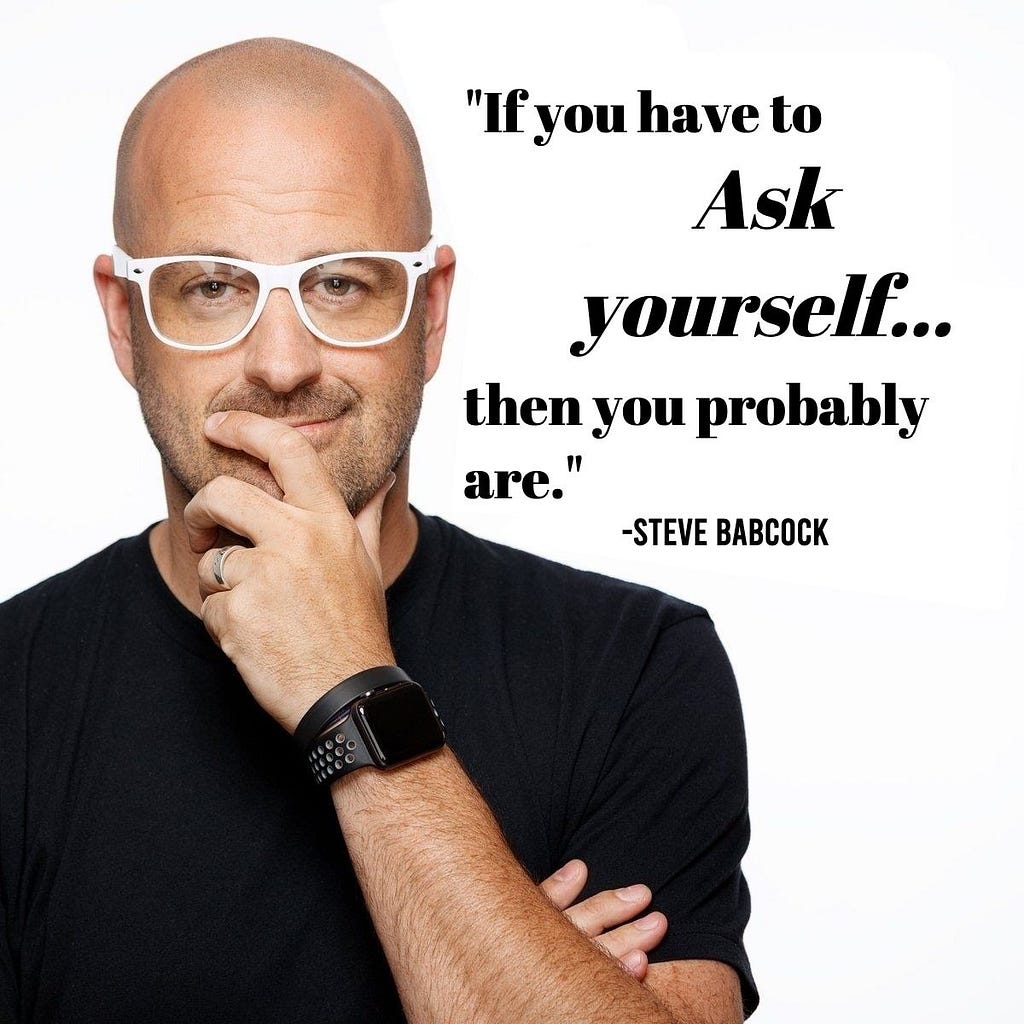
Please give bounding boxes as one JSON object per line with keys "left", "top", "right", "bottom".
{"left": 205, "top": 474, "right": 235, "bottom": 503}
{"left": 275, "top": 429, "right": 312, "bottom": 459}
{"left": 263, "top": 546, "right": 294, "bottom": 578}
{"left": 200, "top": 593, "right": 220, "bottom": 629}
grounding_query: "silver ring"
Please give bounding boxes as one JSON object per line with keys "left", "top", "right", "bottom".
{"left": 212, "top": 545, "right": 240, "bottom": 588}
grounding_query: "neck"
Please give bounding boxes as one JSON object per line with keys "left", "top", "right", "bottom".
{"left": 149, "top": 459, "right": 419, "bottom": 618}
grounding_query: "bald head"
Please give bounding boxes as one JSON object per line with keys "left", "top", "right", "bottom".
{"left": 113, "top": 37, "right": 431, "bottom": 253}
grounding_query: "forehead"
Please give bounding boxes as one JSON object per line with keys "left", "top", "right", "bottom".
{"left": 130, "top": 83, "right": 419, "bottom": 261}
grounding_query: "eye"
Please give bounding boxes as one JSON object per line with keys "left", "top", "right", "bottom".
{"left": 198, "top": 279, "right": 232, "bottom": 299}
{"left": 181, "top": 276, "right": 244, "bottom": 302}
{"left": 320, "top": 275, "right": 361, "bottom": 297}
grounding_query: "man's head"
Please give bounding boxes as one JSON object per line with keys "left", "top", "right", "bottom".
{"left": 95, "top": 38, "right": 455, "bottom": 513}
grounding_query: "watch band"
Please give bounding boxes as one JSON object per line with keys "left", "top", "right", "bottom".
{"left": 303, "top": 679, "right": 446, "bottom": 787}
{"left": 305, "top": 711, "right": 375, "bottom": 785}
{"left": 294, "top": 665, "right": 412, "bottom": 751}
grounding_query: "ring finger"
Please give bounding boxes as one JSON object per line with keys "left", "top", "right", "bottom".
{"left": 198, "top": 544, "right": 254, "bottom": 594}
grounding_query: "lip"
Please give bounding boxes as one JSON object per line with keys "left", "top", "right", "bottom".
{"left": 282, "top": 417, "right": 340, "bottom": 437}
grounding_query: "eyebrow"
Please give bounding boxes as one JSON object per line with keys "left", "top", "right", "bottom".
{"left": 162, "top": 240, "right": 383, "bottom": 260}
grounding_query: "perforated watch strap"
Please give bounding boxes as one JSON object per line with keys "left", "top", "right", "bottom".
{"left": 305, "top": 712, "right": 374, "bottom": 786}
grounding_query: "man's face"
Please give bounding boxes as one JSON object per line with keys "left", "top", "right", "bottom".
{"left": 120, "top": 83, "right": 436, "bottom": 514}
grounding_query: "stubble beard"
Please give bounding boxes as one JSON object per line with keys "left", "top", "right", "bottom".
{"left": 129, "top": 302, "right": 426, "bottom": 516}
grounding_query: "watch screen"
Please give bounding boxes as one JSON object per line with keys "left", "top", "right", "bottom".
{"left": 357, "top": 683, "right": 445, "bottom": 767}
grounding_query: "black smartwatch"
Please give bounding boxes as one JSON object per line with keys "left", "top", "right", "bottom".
{"left": 301, "top": 668, "right": 446, "bottom": 786}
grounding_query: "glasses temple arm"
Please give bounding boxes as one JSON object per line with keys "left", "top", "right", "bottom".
{"left": 111, "top": 246, "right": 130, "bottom": 278}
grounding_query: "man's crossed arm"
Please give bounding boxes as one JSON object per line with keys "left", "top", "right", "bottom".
{"left": 541, "top": 857, "right": 665, "bottom": 980}
{"left": 334, "top": 750, "right": 743, "bottom": 1023}
{"left": 541, "top": 859, "right": 743, "bottom": 1020}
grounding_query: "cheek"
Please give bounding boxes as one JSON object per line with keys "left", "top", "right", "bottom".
{"left": 372, "top": 327, "right": 427, "bottom": 388}
{"left": 140, "top": 370, "right": 218, "bottom": 433}
{"left": 130, "top": 291, "right": 240, "bottom": 407}
{"left": 327, "top": 350, "right": 409, "bottom": 403}
{"left": 138, "top": 350, "right": 239, "bottom": 420}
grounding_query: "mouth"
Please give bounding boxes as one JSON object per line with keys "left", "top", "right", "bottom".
{"left": 281, "top": 416, "right": 342, "bottom": 439}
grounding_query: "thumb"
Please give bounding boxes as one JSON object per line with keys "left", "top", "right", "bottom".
{"left": 353, "top": 471, "right": 396, "bottom": 575}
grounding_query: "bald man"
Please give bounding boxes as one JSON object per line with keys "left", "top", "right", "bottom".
{"left": 0, "top": 38, "right": 756, "bottom": 1023}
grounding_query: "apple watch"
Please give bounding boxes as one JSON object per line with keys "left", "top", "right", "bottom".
{"left": 299, "top": 667, "right": 446, "bottom": 786}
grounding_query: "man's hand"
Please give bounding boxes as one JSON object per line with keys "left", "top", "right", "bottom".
{"left": 542, "top": 860, "right": 668, "bottom": 980}
{"left": 184, "top": 411, "right": 394, "bottom": 733}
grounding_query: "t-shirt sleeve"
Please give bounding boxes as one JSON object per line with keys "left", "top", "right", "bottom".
{"left": 558, "top": 611, "right": 758, "bottom": 1017}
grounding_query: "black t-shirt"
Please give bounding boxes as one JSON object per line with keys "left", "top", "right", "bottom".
{"left": 0, "top": 510, "right": 758, "bottom": 1021}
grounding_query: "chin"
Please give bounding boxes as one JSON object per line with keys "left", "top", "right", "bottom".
{"left": 210, "top": 456, "right": 286, "bottom": 500}
{"left": 165, "top": 442, "right": 390, "bottom": 516}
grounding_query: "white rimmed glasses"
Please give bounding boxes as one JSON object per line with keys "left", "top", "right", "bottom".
{"left": 111, "top": 239, "right": 437, "bottom": 350}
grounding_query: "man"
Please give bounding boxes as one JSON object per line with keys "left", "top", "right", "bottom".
{"left": 0, "top": 38, "right": 756, "bottom": 1023}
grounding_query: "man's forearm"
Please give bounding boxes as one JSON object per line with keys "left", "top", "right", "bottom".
{"left": 331, "top": 746, "right": 685, "bottom": 1024}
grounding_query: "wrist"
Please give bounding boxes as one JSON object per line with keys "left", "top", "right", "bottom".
{"left": 283, "top": 647, "right": 397, "bottom": 735}
{"left": 329, "top": 744, "right": 457, "bottom": 821}
{"left": 298, "top": 663, "right": 446, "bottom": 789}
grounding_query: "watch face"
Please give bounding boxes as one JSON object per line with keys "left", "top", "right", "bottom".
{"left": 356, "top": 683, "right": 445, "bottom": 768}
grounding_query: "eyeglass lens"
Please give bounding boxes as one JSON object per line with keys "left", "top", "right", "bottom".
{"left": 148, "top": 257, "right": 410, "bottom": 346}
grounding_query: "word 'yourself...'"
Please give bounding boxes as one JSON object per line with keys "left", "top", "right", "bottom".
{"left": 571, "top": 272, "right": 952, "bottom": 356}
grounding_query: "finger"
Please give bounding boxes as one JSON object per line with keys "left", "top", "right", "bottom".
{"left": 353, "top": 473, "right": 396, "bottom": 579}
{"left": 563, "top": 884, "right": 652, "bottom": 938}
{"left": 592, "top": 912, "right": 668, "bottom": 960}
{"left": 539, "top": 860, "right": 588, "bottom": 911}
{"left": 620, "top": 949, "right": 648, "bottom": 981}
{"left": 204, "top": 411, "right": 337, "bottom": 512}
{"left": 197, "top": 544, "right": 254, "bottom": 596}
{"left": 183, "top": 475, "right": 280, "bottom": 553}
{"left": 199, "top": 591, "right": 230, "bottom": 645}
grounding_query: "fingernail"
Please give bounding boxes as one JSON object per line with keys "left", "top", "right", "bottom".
{"left": 634, "top": 913, "right": 662, "bottom": 931}
{"left": 206, "top": 412, "right": 228, "bottom": 430}
{"left": 615, "top": 884, "right": 648, "bottom": 903}
{"left": 552, "top": 860, "right": 581, "bottom": 882}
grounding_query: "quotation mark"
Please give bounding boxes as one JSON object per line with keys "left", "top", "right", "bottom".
{"left": 567, "top": 455, "right": 582, "bottom": 472}
{"left": 467, "top": 89, "right": 482, "bottom": 106}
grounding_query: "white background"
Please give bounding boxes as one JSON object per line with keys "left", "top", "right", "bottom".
{"left": 1, "top": 1, "right": 1021, "bottom": 1020}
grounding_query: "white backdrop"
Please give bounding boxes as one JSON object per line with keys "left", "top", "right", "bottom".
{"left": 1, "top": 1, "right": 1021, "bottom": 1020}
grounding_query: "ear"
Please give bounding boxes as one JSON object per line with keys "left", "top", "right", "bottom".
{"left": 93, "top": 254, "right": 137, "bottom": 389}
{"left": 422, "top": 244, "right": 455, "bottom": 383}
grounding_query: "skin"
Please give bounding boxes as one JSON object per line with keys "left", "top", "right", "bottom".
{"left": 540, "top": 858, "right": 668, "bottom": 980}
{"left": 93, "top": 39, "right": 743, "bottom": 1024}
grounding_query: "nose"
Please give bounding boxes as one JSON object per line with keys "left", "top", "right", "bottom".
{"left": 242, "top": 286, "right": 323, "bottom": 394}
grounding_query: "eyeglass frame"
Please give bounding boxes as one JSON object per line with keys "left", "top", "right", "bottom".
{"left": 111, "top": 238, "right": 438, "bottom": 351}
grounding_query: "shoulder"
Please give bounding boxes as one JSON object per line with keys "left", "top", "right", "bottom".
{"left": 435, "top": 512, "right": 707, "bottom": 607}
{"left": 424, "top": 513, "right": 723, "bottom": 670}
{"left": 0, "top": 531, "right": 147, "bottom": 651}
